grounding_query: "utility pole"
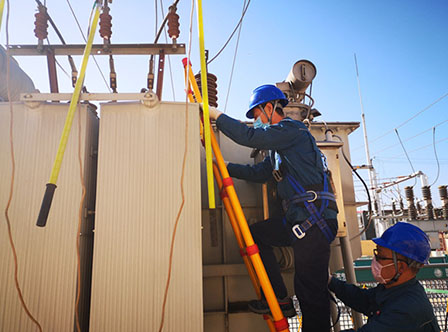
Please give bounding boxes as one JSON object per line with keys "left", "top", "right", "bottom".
{"left": 354, "top": 54, "right": 384, "bottom": 235}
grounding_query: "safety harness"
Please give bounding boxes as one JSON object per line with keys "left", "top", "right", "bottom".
{"left": 270, "top": 142, "right": 337, "bottom": 243}
{"left": 286, "top": 172, "right": 335, "bottom": 243}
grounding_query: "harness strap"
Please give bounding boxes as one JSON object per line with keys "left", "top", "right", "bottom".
{"left": 286, "top": 174, "right": 334, "bottom": 243}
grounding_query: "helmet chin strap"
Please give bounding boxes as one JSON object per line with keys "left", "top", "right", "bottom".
{"left": 385, "top": 252, "right": 402, "bottom": 285}
{"left": 259, "top": 101, "right": 278, "bottom": 125}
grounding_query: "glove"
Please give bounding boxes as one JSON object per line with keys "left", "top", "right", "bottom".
{"left": 207, "top": 106, "right": 222, "bottom": 121}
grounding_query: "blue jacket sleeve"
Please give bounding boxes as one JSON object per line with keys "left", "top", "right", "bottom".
{"left": 215, "top": 114, "right": 298, "bottom": 151}
{"left": 329, "top": 277, "right": 377, "bottom": 316}
{"left": 227, "top": 156, "right": 272, "bottom": 183}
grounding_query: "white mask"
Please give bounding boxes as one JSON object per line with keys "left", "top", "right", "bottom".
{"left": 253, "top": 117, "right": 270, "bottom": 129}
{"left": 371, "top": 256, "right": 395, "bottom": 284}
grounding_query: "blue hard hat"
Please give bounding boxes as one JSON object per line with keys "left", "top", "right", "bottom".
{"left": 246, "top": 84, "right": 288, "bottom": 119}
{"left": 372, "top": 222, "right": 431, "bottom": 264}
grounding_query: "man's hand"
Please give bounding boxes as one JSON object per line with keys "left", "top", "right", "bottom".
{"left": 207, "top": 106, "right": 222, "bottom": 121}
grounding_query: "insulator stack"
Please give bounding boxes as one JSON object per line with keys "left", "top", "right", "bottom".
{"left": 405, "top": 186, "right": 417, "bottom": 220}
{"left": 399, "top": 198, "right": 404, "bottom": 213}
{"left": 99, "top": 6, "right": 112, "bottom": 40}
{"left": 439, "top": 185, "right": 448, "bottom": 219}
{"left": 34, "top": 5, "right": 48, "bottom": 42}
{"left": 167, "top": 6, "right": 180, "bottom": 43}
{"left": 195, "top": 73, "right": 218, "bottom": 108}
{"left": 391, "top": 201, "right": 397, "bottom": 215}
{"left": 421, "top": 186, "right": 434, "bottom": 220}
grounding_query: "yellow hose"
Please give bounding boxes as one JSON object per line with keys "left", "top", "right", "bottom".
{"left": 195, "top": 0, "right": 215, "bottom": 209}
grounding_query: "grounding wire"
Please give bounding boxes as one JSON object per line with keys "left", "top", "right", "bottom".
{"left": 223, "top": 0, "right": 245, "bottom": 113}
{"left": 207, "top": 0, "right": 251, "bottom": 65}
{"left": 159, "top": 0, "right": 176, "bottom": 101}
{"left": 4, "top": 1, "right": 43, "bottom": 330}
{"left": 429, "top": 127, "right": 441, "bottom": 187}
{"left": 66, "top": 0, "right": 111, "bottom": 92}
{"left": 333, "top": 135, "right": 374, "bottom": 242}
{"left": 372, "top": 118, "right": 448, "bottom": 155}
{"left": 394, "top": 128, "right": 417, "bottom": 188}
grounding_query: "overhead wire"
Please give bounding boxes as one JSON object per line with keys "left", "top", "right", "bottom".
{"left": 207, "top": 0, "right": 251, "bottom": 65}
{"left": 3, "top": 0, "right": 43, "bottom": 330}
{"left": 223, "top": 0, "right": 246, "bottom": 113}
{"left": 372, "top": 118, "right": 448, "bottom": 155}
{"left": 157, "top": 1, "right": 195, "bottom": 331}
{"left": 352, "top": 91, "right": 448, "bottom": 151}
{"left": 66, "top": 0, "right": 111, "bottom": 92}
{"left": 429, "top": 127, "right": 441, "bottom": 187}
{"left": 394, "top": 128, "right": 417, "bottom": 187}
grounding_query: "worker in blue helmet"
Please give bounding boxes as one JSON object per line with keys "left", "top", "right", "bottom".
{"left": 209, "top": 84, "right": 339, "bottom": 332}
{"left": 328, "top": 222, "right": 440, "bottom": 332}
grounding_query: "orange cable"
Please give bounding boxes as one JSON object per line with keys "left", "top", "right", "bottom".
{"left": 75, "top": 104, "right": 86, "bottom": 332}
{"left": 3, "top": 0, "right": 42, "bottom": 330}
{"left": 157, "top": 3, "right": 194, "bottom": 330}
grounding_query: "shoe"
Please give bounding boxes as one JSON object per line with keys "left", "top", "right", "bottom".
{"left": 248, "top": 297, "right": 296, "bottom": 318}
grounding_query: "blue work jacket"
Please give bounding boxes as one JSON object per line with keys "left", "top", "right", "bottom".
{"left": 328, "top": 277, "right": 440, "bottom": 332}
{"left": 215, "top": 114, "right": 337, "bottom": 225}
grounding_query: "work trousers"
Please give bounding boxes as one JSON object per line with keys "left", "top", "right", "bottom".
{"left": 250, "top": 216, "right": 338, "bottom": 332}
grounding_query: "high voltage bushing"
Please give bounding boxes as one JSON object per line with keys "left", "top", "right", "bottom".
{"left": 195, "top": 73, "right": 218, "bottom": 108}
{"left": 421, "top": 186, "right": 434, "bottom": 220}
{"left": 34, "top": 5, "right": 48, "bottom": 43}
{"left": 405, "top": 186, "right": 417, "bottom": 220}
{"left": 439, "top": 185, "right": 448, "bottom": 219}
{"left": 99, "top": 6, "right": 113, "bottom": 40}
{"left": 167, "top": 5, "right": 180, "bottom": 43}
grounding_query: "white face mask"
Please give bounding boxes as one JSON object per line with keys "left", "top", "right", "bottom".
{"left": 371, "top": 256, "right": 395, "bottom": 284}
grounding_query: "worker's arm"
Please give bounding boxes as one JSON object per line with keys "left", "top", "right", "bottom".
{"left": 227, "top": 156, "right": 273, "bottom": 183}
{"left": 328, "top": 277, "right": 377, "bottom": 316}
{"left": 215, "top": 114, "right": 299, "bottom": 151}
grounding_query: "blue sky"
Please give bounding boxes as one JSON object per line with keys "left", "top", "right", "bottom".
{"left": 2, "top": 0, "right": 447, "bottom": 209}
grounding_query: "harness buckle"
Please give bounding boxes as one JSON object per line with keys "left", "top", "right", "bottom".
{"left": 306, "top": 190, "right": 318, "bottom": 202}
{"left": 272, "top": 169, "right": 283, "bottom": 182}
{"left": 292, "top": 224, "right": 306, "bottom": 239}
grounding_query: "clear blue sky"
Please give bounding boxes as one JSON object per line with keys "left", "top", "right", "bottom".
{"left": 2, "top": 0, "right": 447, "bottom": 208}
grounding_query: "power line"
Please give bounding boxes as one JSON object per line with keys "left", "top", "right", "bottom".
{"left": 66, "top": 0, "right": 111, "bottom": 92}
{"left": 207, "top": 0, "right": 251, "bottom": 65}
{"left": 352, "top": 91, "right": 448, "bottom": 151}
{"left": 394, "top": 128, "right": 416, "bottom": 187}
{"left": 429, "top": 127, "right": 440, "bottom": 186}
{"left": 372, "top": 118, "right": 448, "bottom": 155}
{"left": 223, "top": 0, "right": 246, "bottom": 113}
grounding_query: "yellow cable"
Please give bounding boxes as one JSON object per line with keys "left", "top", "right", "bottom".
{"left": 195, "top": 0, "right": 215, "bottom": 209}
{"left": 0, "top": 0, "right": 5, "bottom": 33}
{"left": 48, "top": 2, "right": 101, "bottom": 184}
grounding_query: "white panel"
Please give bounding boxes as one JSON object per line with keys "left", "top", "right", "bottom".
{"left": 90, "top": 101, "right": 203, "bottom": 331}
{"left": 0, "top": 102, "right": 98, "bottom": 331}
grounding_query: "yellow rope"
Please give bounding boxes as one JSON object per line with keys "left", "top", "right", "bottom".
{"left": 0, "top": 0, "right": 5, "bottom": 33}
{"left": 195, "top": 0, "right": 215, "bottom": 209}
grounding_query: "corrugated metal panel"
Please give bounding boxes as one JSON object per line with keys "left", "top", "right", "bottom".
{"left": 90, "top": 101, "right": 203, "bottom": 331}
{"left": 0, "top": 102, "right": 98, "bottom": 331}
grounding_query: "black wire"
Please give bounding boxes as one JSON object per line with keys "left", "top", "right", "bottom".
{"left": 429, "top": 127, "right": 441, "bottom": 187}
{"left": 394, "top": 128, "right": 417, "bottom": 188}
{"left": 333, "top": 135, "right": 374, "bottom": 241}
{"left": 207, "top": 0, "right": 251, "bottom": 65}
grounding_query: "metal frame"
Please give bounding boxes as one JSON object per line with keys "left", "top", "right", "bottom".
{"left": 7, "top": 43, "right": 185, "bottom": 56}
